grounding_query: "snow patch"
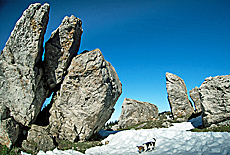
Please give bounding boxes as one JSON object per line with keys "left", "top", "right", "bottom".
{"left": 21, "top": 122, "right": 230, "bottom": 155}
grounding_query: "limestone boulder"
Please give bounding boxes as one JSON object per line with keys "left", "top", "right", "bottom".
{"left": 118, "top": 98, "right": 158, "bottom": 129}
{"left": 44, "top": 15, "right": 83, "bottom": 92}
{"left": 166, "top": 72, "right": 194, "bottom": 120}
{"left": 189, "top": 86, "right": 202, "bottom": 113}
{"left": 49, "top": 49, "right": 122, "bottom": 142}
{"left": 199, "top": 75, "right": 230, "bottom": 127}
{"left": 22, "top": 125, "right": 55, "bottom": 153}
{"left": 0, "top": 3, "right": 50, "bottom": 126}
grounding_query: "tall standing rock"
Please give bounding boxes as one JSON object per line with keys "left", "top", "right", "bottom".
{"left": 199, "top": 75, "right": 230, "bottom": 127}
{"left": 44, "top": 15, "right": 83, "bottom": 92}
{"left": 49, "top": 49, "right": 122, "bottom": 142}
{"left": 0, "top": 3, "right": 50, "bottom": 147}
{"left": 118, "top": 98, "right": 159, "bottom": 129}
{"left": 166, "top": 72, "right": 194, "bottom": 120}
{"left": 189, "top": 87, "right": 202, "bottom": 113}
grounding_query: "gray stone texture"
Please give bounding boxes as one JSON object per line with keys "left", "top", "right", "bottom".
{"left": 166, "top": 72, "right": 194, "bottom": 120}
{"left": 0, "top": 3, "right": 49, "bottom": 148}
{"left": 118, "top": 98, "right": 159, "bottom": 129}
{"left": 189, "top": 86, "right": 202, "bottom": 113}
{"left": 0, "top": 117, "right": 19, "bottom": 148}
{"left": 0, "top": 3, "right": 50, "bottom": 126}
{"left": 49, "top": 49, "right": 122, "bottom": 142}
{"left": 199, "top": 75, "right": 230, "bottom": 127}
{"left": 22, "top": 125, "right": 55, "bottom": 153}
{"left": 44, "top": 15, "right": 83, "bottom": 92}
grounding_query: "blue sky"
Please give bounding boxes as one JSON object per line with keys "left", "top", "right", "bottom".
{"left": 1, "top": 0, "right": 230, "bottom": 121}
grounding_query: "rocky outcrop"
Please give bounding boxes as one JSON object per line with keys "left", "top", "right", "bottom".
{"left": 49, "top": 49, "right": 122, "bottom": 142}
{"left": 0, "top": 3, "right": 49, "bottom": 148}
{"left": 189, "top": 87, "right": 202, "bottom": 113}
{"left": 118, "top": 98, "right": 158, "bottom": 129}
{"left": 0, "top": 3, "right": 49, "bottom": 126}
{"left": 22, "top": 125, "right": 55, "bottom": 153}
{"left": 166, "top": 72, "right": 194, "bottom": 120}
{"left": 199, "top": 75, "right": 230, "bottom": 127}
{"left": 0, "top": 2, "right": 122, "bottom": 149}
{"left": 44, "top": 15, "right": 83, "bottom": 92}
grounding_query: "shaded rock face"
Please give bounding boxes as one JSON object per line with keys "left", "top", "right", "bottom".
{"left": 44, "top": 15, "right": 83, "bottom": 92}
{"left": 166, "top": 72, "right": 194, "bottom": 120}
{"left": 199, "top": 75, "right": 230, "bottom": 127}
{"left": 22, "top": 125, "right": 55, "bottom": 153}
{"left": 0, "top": 3, "right": 50, "bottom": 126}
{"left": 49, "top": 49, "right": 122, "bottom": 142}
{"left": 189, "top": 86, "right": 202, "bottom": 113}
{"left": 0, "top": 117, "right": 19, "bottom": 148}
{"left": 118, "top": 98, "right": 159, "bottom": 129}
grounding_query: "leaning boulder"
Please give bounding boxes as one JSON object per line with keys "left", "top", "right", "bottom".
{"left": 0, "top": 3, "right": 50, "bottom": 126}
{"left": 44, "top": 15, "right": 83, "bottom": 92}
{"left": 49, "top": 49, "right": 122, "bottom": 142}
{"left": 118, "top": 98, "right": 159, "bottom": 129}
{"left": 22, "top": 125, "right": 55, "bottom": 153}
{"left": 199, "top": 75, "right": 230, "bottom": 127}
{"left": 0, "top": 3, "right": 49, "bottom": 148}
{"left": 166, "top": 72, "right": 194, "bottom": 120}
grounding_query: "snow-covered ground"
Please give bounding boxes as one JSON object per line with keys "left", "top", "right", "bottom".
{"left": 22, "top": 122, "right": 230, "bottom": 155}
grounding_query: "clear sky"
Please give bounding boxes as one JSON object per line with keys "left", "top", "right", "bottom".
{"left": 1, "top": 0, "right": 230, "bottom": 122}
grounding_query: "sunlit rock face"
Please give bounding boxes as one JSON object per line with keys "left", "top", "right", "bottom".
{"left": 0, "top": 3, "right": 49, "bottom": 148}
{"left": 166, "top": 72, "right": 194, "bottom": 121}
{"left": 49, "top": 49, "right": 122, "bottom": 142}
{"left": 44, "top": 15, "right": 83, "bottom": 92}
{"left": 199, "top": 75, "right": 230, "bottom": 127}
{"left": 118, "top": 98, "right": 159, "bottom": 129}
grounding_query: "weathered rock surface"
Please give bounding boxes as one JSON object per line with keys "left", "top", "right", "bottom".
{"left": 0, "top": 3, "right": 50, "bottom": 126}
{"left": 44, "top": 15, "right": 83, "bottom": 92}
{"left": 0, "top": 3, "right": 49, "bottom": 148}
{"left": 166, "top": 72, "right": 194, "bottom": 120}
{"left": 49, "top": 49, "right": 122, "bottom": 142}
{"left": 22, "top": 125, "right": 55, "bottom": 153}
{"left": 189, "top": 86, "right": 202, "bottom": 113}
{"left": 0, "top": 117, "right": 19, "bottom": 148}
{"left": 118, "top": 98, "right": 158, "bottom": 129}
{"left": 199, "top": 75, "right": 230, "bottom": 127}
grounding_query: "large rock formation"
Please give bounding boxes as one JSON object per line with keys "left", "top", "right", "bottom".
{"left": 189, "top": 87, "right": 202, "bottom": 113}
{"left": 44, "top": 15, "right": 83, "bottom": 92}
{"left": 166, "top": 72, "right": 194, "bottom": 120}
{"left": 199, "top": 75, "right": 230, "bottom": 127}
{"left": 0, "top": 3, "right": 49, "bottom": 148}
{"left": 118, "top": 98, "right": 159, "bottom": 129}
{"left": 49, "top": 49, "right": 122, "bottom": 142}
{"left": 0, "top": 3, "right": 49, "bottom": 126}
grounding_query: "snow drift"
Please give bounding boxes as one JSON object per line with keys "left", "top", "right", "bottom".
{"left": 22, "top": 122, "right": 230, "bottom": 155}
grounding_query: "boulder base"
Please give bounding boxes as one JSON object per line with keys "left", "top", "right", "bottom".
{"left": 22, "top": 125, "right": 55, "bottom": 153}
